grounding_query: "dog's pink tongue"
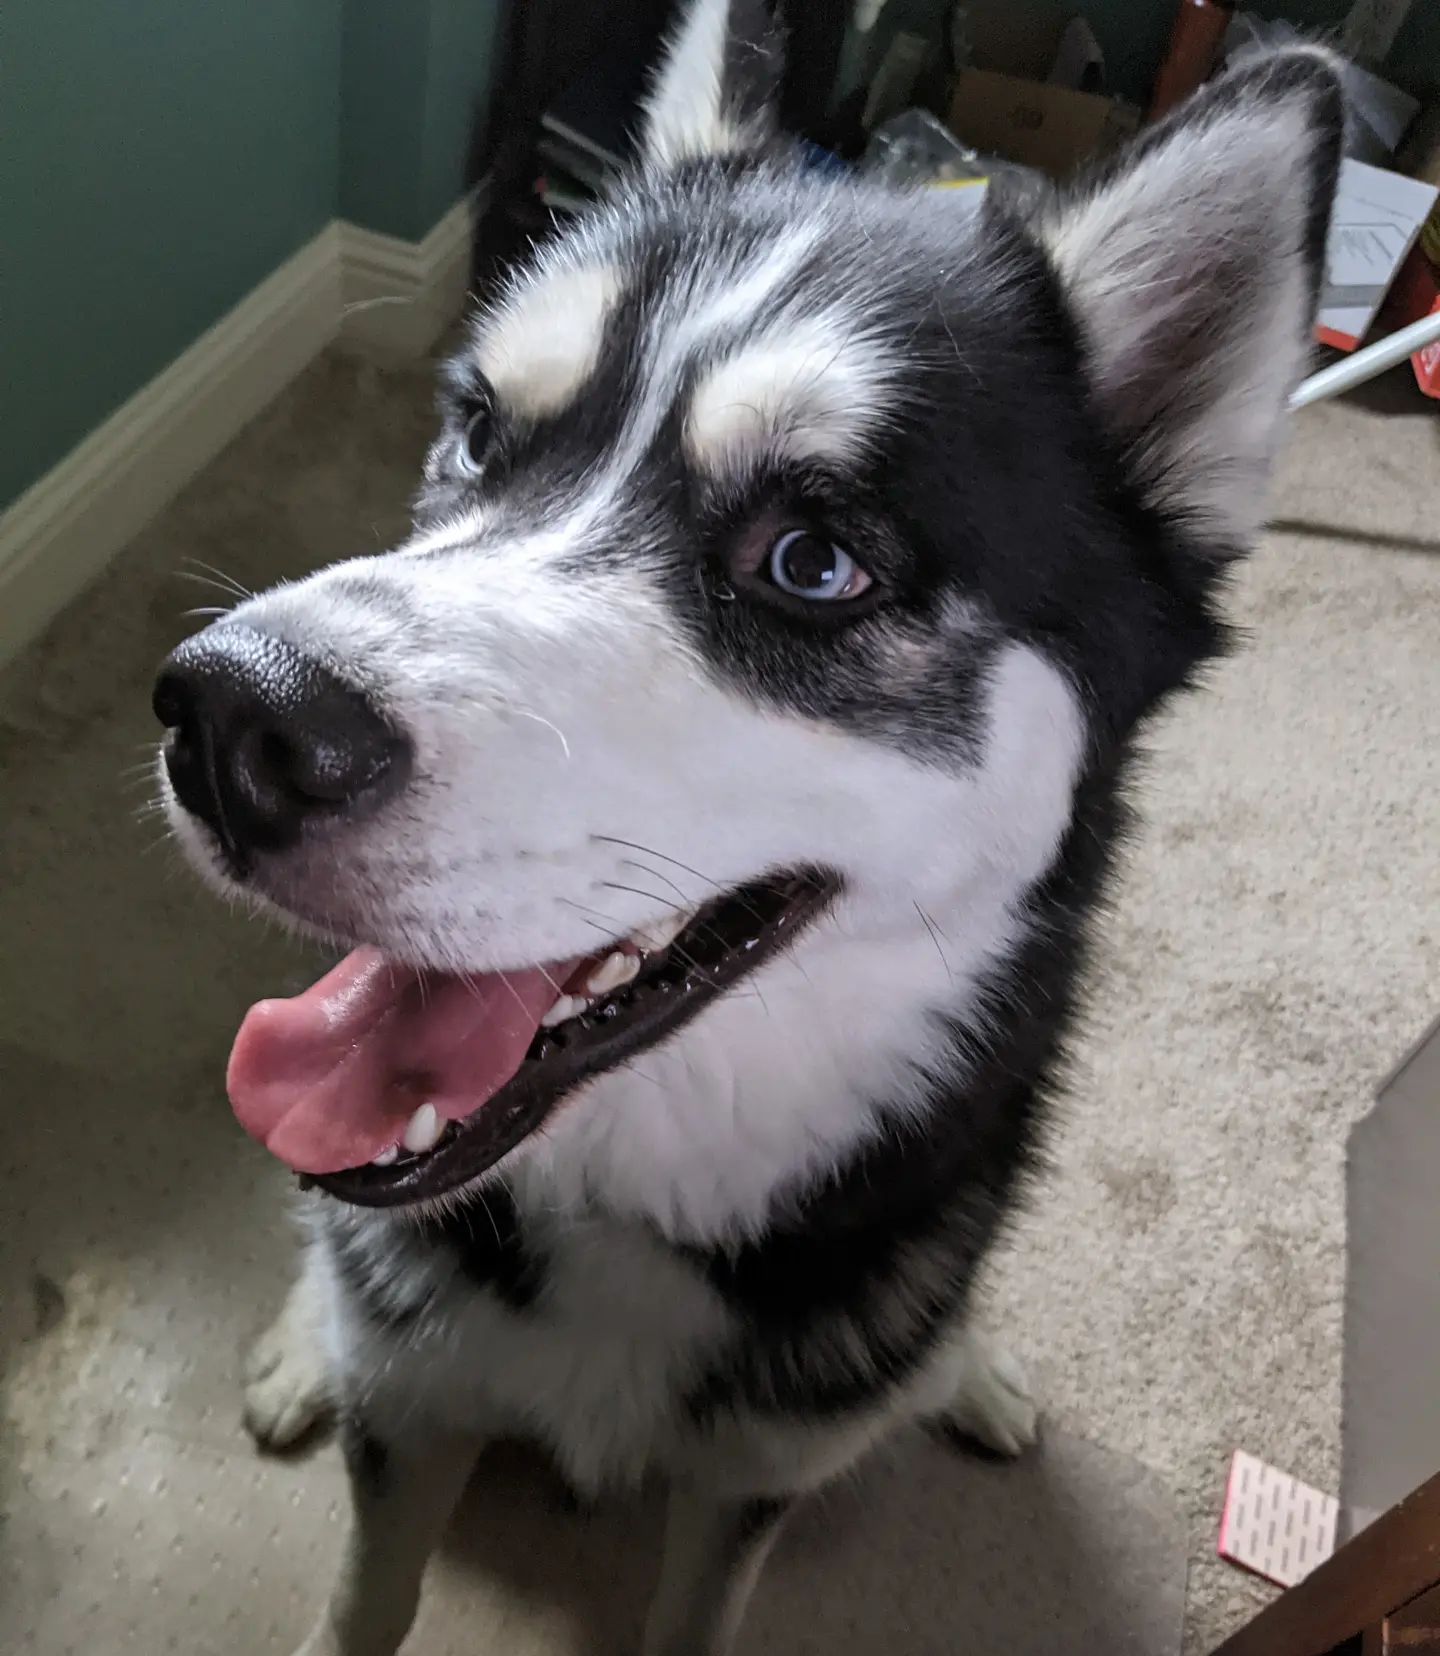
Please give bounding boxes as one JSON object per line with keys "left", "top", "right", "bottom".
{"left": 227, "top": 948, "right": 565, "bottom": 1174}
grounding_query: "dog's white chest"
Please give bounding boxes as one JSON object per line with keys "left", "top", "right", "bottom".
{"left": 331, "top": 1210, "right": 735, "bottom": 1493}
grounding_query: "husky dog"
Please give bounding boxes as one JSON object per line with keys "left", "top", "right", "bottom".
{"left": 153, "top": 5, "right": 1342, "bottom": 1651}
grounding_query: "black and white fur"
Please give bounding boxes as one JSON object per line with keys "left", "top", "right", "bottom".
{"left": 166, "top": 6, "right": 1343, "bottom": 1652}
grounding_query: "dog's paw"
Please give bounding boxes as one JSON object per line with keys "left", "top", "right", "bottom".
{"left": 242, "top": 1310, "right": 332, "bottom": 1452}
{"left": 939, "top": 1331, "right": 1039, "bottom": 1460}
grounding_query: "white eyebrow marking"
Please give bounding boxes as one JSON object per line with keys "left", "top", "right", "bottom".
{"left": 685, "top": 311, "right": 895, "bottom": 475}
{"left": 414, "top": 227, "right": 829, "bottom": 570}
{"left": 514, "top": 226, "right": 825, "bottom": 557}
{"left": 476, "top": 263, "right": 623, "bottom": 419}
{"left": 682, "top": 227, "right": 815, "bottom": 341}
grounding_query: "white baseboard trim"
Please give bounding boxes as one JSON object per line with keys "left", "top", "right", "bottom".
{"left": 0, "top": 226, "right": 343, "bottom": 662}
{"left": 0, "top": 191, "right": 481, "bottom": 662}
{"left": 337, "top": 189, "right": 482, "bottom": 359}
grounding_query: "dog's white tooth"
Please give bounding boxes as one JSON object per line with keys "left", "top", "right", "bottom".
{"left": 587, "top": 951, "right": 640, "bottom": 996}
{"left": 401, "top": 1103, "right": 442, "bottom": 1155}
{"left": 633, "top": 909, "right": 694, "bottom": 953}
{"left": 540, "top": 994, "right": 588, "bottom": 1028}
{"left": 371, "top": 1145, "right": 399, "bottom": 1167}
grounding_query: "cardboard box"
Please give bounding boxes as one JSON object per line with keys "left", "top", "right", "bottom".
{"left": 946, "top": 69, "right": 1135, "bottom": 178}
{"left": 1316, "top": 158, "right": 1439, "bottom": 351}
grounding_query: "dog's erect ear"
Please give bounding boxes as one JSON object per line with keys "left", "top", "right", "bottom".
{"left": 639, "top": 0, "right": 783, "bottom": 169}
{"left": 1038, "top": 50, "right": 1344, "bottom": 550}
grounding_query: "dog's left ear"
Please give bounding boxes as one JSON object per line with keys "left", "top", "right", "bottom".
{"left": 639, "top": 0, "right": 783, "bottom": 169}
{"left": 1038, "top": 50, "right": 1344, "bottom": 550}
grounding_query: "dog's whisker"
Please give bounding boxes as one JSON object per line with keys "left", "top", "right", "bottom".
{"left": 173, "top": 570, "right": 243, "bottom": 603}
{"left": 618, "top": 858, "right": 693, "bottom": 906}
{"left": 343, "top": 294, "right": 416, "bottom": 316}
{"left": 181, "top": 557, "right": 253, "bottom": 601}
{"left": 474, "top": 1189, "right": 505, "bottom": 1253}
{"left": 620, "top": 1061, "right": 664, "bottom": 1089}
{"left": 592, "top": 835, "right": 722, "bottom": 890}
{"left": 596, "top": 836, "right": 773, "bottom": 933}
{"left": 558, "top": 899, "right": 623, "bottom": 941}
{"left": 914, "top": 902, "right": 954, "bottom": 984}
{"left": 665, "top": 942, "right": 713, "bottom": 980}
{"left": 508, "top": 707, "right": 572, "bottom": 760}
{"left": 599, "top": 878, "right": 685, "bottom": 912}
{"left": 494, "top": 968, "right": 540, "bottom": 1026}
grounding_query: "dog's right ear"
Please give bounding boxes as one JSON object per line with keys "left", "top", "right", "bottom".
{"left": 639, "top": 0, "right": 783, "bottom": 169}
{"left": 1036, "top": 49, "right": 1344, "bottom": 552}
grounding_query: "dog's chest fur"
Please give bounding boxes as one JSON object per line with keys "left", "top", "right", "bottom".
{"left": 317, "top": 1197, "right": 735, "bottom": 1491}
{"left": 307, "top": 773, "right": 1118, "bottom": 1496}
{"left": 314, "top": 1181, "right": 985, "bottom": 1498}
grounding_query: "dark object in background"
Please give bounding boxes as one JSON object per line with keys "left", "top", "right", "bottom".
{"left": 469, "top": 0, "right": 671, "bottom": 288}
{"left": 1150, "top": 0, "right": 1235, "bottom": 122}
{"left": 777, "top": 0, "right": 850, "bottom": 146}
{"left": 471, "top": 0, "right": 849, "bottom": 291}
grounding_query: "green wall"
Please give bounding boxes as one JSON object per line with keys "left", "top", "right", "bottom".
{"left": 338, "top": 0, "right": 431, "bottom": 238}
{"left": 340, "top": 0, "right": 501, "bottom": 241}
{"left": 2, "top": 1, "right": 344, "bottom": 507}
{"left": 420, "top": 0, "right": 504, "bottom": 234}
{"left": 3, "top": 0, "right": 501, "bottom": 511}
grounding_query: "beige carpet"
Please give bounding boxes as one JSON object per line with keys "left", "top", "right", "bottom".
{"left": 1, "top": 347, "right": 1437, "bottom": 1655}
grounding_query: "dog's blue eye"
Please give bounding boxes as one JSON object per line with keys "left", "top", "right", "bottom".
{"left": 766, "top": 531, "right": 871, "bottom": 602}
{"left": 457, "top": 408, "right": 490, "bottom": 476}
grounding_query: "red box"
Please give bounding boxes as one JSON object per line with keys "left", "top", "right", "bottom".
{"left": 1375, "top": 245, "right": 1440, "bottom": 400}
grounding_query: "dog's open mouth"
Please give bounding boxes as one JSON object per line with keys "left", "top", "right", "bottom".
{"left": 226, "top": 869, "right": 837, "bottom": 1207}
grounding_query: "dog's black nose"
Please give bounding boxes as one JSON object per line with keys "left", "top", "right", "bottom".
{"left": 153, "top": 626, "right": 409, "bottom": 869}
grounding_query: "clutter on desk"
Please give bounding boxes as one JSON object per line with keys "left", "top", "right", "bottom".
{"left": 1221, "top": 12, "right": 1418, "bottom": 164}
{"left": 1149, "top": 0, "right": 1234, "bottom": 122}
{"left": 861, "top": 109, "right": 1048, "bottom": 218}
{"left": 946, "top": 68, "right": 1136, "bottom": 177}
{"left": 1315, "top": 160, "right": 1438, "bottom": 352}
{"left": 1379, "top": 110, "right": 1440, "bottom": 397}
{"left": 521, "top": 0, "right": 1440, "bottom": 394}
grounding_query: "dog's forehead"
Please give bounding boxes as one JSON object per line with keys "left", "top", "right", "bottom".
{"left": 464, "top": 173, "right": 954, "bottom": 481}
